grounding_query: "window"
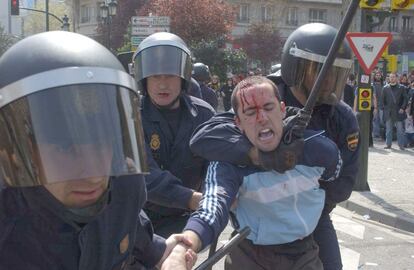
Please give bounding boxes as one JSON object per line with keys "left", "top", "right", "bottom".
{"left": 402, "top": 16, "right": 412, "bottom": 32}
{"left": 389, "top": 16, "right": 398, "bottom": 32}
{"left": 261, "top": 6, "right": 272, "bottom": 23}
{"left": 80, "top": 5, "right": 95, "bottom": 23}
{"left": 237, "top": 4, "right": 249, "bottom": 23}
{"left": 309, "top": 9, "right": 327, "bottom": 24}
{"left": 286, "top": 7, "right": 298, "bottom": 26}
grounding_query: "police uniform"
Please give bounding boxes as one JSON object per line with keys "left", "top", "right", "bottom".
{"left": 142, "top": 94, "right": 214, "bottom": 236}
{"left": 189, "top": 23, "right": 359, "bottom": 270}
{"left": 132, "top": 33, "right": 215, "bottom": 237}
{"left": 0, "top": 31, "right": 164, "bottom": 270}
{"left": 0, "top": 176, "right": 165, "bottom": 270}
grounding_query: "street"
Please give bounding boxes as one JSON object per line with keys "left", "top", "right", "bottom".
{"left": 196, "top": 207, "right": 414, "bottom": 270}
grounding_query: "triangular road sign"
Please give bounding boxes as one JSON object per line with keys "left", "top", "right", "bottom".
{"left": 346, "top": 32, "right": 392, "bottom": 75}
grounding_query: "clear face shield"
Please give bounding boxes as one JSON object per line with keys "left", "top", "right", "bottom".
{"left": 134, "top": 45, "right": 192, "bottom": 84}
{"left": 290, "top": 46, "right": 353, "bottom": 105}
{"left": 0, "top": 83, "right": 147, "bottom": 187}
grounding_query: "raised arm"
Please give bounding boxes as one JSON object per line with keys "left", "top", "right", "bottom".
{"left": 190, "top": 112, "right": 252, "bottom": 165}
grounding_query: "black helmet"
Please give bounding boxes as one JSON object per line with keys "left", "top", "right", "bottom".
{"left": 281, "top": 23, "right": 353, "bottom": 105}
{"left": 192, "top": 63, "right": 211, "bottom": 83}
{"left": 132, "top": 32, "right": 192, "bottom": 93}
{"left": 0, "top": 31, "right": 147, "bottom": 187}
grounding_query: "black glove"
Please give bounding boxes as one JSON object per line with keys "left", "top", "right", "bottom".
{"left": 258, "top": 109, "right": 311, "bottom": 173}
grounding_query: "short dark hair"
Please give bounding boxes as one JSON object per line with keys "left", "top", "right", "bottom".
{"left": 231, "top": 76, "right": 281, "bottom": 116}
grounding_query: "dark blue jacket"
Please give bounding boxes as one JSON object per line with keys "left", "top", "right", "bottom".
{"left": 142, "top": 94, "right": 214, "bottom": 216}
{"left": 0, "top": 175, "right": 165, "bottom": 270}
{"left": 190, "top": 82, "right": 360, "bottom": 213}
{"left": 199, "top": 83, "right": 218, "bottom": 111}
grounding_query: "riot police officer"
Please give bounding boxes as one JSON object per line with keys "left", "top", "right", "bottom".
{"left": 133, "top": 32, "right": 214, "bottom": 238}
{"left": 189, "top": 23, "right": 360, "bottom": 270}
{"left": 192, "top": 62, "right": 218, "bottom": 110}
{"left": 0, "top": 31, "right": 195, "bottom": 270}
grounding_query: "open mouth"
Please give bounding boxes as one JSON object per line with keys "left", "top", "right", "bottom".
{"left": 258, "top": 128, "right": 274, "bottom": 141}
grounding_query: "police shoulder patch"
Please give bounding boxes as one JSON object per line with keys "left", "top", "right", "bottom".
{"left": 346, "top": 132, "right": 359, "bottom": 151}
{"left": 150, "top": 134, "right": 160, "bottom": 151}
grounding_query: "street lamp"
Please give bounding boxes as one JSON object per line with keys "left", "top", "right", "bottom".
{"left": 19, "top": 7, "right": 71, "bottom": 32}
{"left": 61, "top": 14, "right": 70, "bottom": 31}
{"left": 100, "top": 0, "right": 118, "bottom": 50}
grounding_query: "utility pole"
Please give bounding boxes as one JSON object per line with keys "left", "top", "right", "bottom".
{"left": 354, "top": 8, "right": 371, "bottom": 191}
{"left": 45, "top": 0, "right": 49, "bottom": 31}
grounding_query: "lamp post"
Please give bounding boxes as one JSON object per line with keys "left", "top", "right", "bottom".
{"left": 100, "top": 0, "right": 118, "bottom": 50}
{"left": 61, "top": 14, "right": 70, "bottom": 31}
{"left": 20, "top": 8, "right": 70, "bottom": 31}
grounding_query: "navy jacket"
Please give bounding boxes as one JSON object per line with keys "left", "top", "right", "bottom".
{"left": 199, "top": 84, "right": 218, "bottom": 111}
{"left": 190, "top": 82, "right": 360, "bottom": 213}
{"left": 0, "top": 175, "right": 165, "bottom": 270}
{"left": 142, "top": 94, "right": 214, "bottom": 216}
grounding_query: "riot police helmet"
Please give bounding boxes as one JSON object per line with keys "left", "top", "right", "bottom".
{"left": 132, "top": 32, "right": 192, "bottom": 93}
{"left": 281, "top": 23, "right": 353, "bottom": 105}
{"left": 0, "top": 31, "right": 147, "bottom": 187}
{"left": 192, "top": 63, "right": 211, "bottom": 83}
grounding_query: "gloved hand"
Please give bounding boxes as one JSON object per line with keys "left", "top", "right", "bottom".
{"left": 258, "top": 109, "right": 311, "bottom": 173}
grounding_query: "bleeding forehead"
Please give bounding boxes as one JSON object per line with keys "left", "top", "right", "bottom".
{"left": 237, "top": 83, "right": 275, "bottom": 105}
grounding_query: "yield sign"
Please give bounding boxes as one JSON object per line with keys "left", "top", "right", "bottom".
{"left": 346, "top": 32, "right": 392, "bottom": 74}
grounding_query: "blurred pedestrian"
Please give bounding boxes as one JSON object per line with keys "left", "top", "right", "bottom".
{"left": 381, "top": 72, "right": 408, "bottom": 150}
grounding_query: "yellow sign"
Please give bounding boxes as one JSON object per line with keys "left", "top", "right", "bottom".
{"left": 391, "top": 0, "right": 414, "bottom": 10}
{"left": 358, "top": 88, "right": 372, "bottom": 111}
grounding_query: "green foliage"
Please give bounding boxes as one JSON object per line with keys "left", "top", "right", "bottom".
{"left": 191, "top": 38, "right": 247, "bottom": 80}
{"left": 23, "top": 1, "right": 69, "bottom": 35}
{"left": 223, "top": 48, "right": 247, "bottom": 76}
{"left": 117, "top": 24, "right": 133, "bottom": 53}
{"left": 0, "top": 24, "right": 19, "bottom": 57}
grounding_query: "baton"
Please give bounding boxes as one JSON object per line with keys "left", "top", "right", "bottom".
{"left": 194, "top": 227, "right": 250, "bottom": 270}
{"left": 303, "top": 0, "right": 360, "bottom": 115}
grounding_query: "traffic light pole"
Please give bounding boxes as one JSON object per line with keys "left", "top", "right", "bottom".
{"left": 45, "top": 0, "right": 49, "bottom": 31}
{"left": 354, "top": 9, "right": 371, "bottom": 191}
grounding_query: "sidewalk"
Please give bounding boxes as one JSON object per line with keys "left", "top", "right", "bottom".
{"left": 339, "top": 139, "right": 414, "bottom": 233}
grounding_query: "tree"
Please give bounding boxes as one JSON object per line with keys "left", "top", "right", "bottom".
{"left": 0, "top": 24, "right": 19, "bottom": 57}
{"left": 237, "top": 23, "right": 283, "bottom": 72}
{"left": 23, "top": 1, "right": 69, "bottom": 35}
{"left": 138, "top": 0, "right": 235, "bottom": 44}
{"left": 191, "top": 38, "right": 246, "bottom": 80}
{"left": 97, "top": 0, "right": 147, "bottom": 51}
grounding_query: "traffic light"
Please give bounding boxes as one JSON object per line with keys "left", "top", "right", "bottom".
{"left": 11, "top": 0, "right": 19, "bottom": 16}
{"left": 383, "top": 54, "right": 398, "bottom": 73}
{"left": 358, "top": 88, "right": 372, "bottom": 111}
{"left": 359, "top": 0, "right": 385, "bottom": 9}
{"left": 391, "top": 0, "right": 414, "bottom": 10}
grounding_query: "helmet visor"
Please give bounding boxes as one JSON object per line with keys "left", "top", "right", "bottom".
{"left": 289, "top": 47, "right": 352, "bottom": 105}
{"left": 134, "top": 46, "right": 192, "bottom": 82}
{"left": 0, "top": 84, "right": 147, "bottom": 187}
{"left": 295, "top": 58, "right": 351, "bottom": 105}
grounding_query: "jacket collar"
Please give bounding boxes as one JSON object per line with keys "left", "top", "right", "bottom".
{"left": 142, "top": 94, "right": 199, "bottom": 122}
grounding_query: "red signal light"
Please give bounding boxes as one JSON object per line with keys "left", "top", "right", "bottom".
{"left": 11, "top": 0, "right": 20, "bottom": 15}
{"left": 361, "top": 90, "right": 370, "bottom": 98}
